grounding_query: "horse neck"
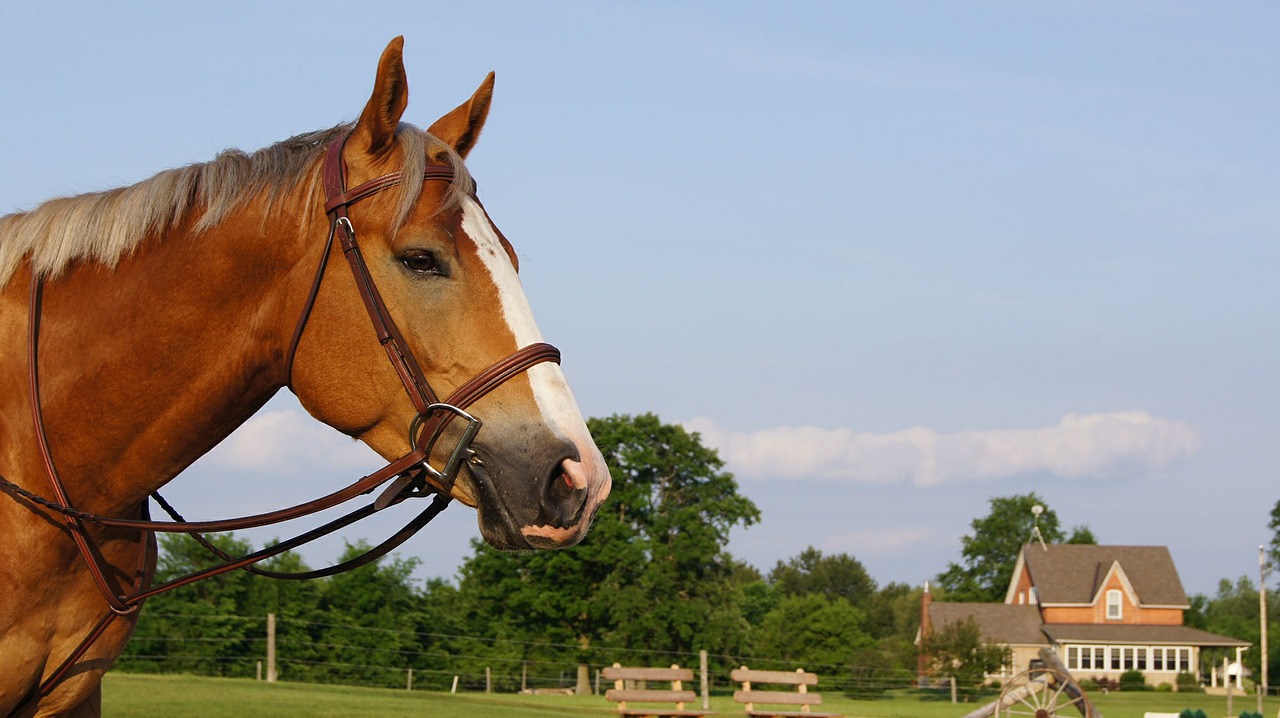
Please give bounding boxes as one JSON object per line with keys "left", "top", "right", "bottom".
{"left": 10, "top": 193, "right": 325, "bottom": 514}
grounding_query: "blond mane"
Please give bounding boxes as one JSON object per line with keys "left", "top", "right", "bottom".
{"left": 0, "top": 123, "right": 473, "bottom": 288}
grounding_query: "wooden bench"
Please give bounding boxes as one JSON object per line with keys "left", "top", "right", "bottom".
{"left": 602, "top": 663, "right": 715, "bottom": 717}
{"left": 730, "top": 666, "right": 840, "bottom": 718}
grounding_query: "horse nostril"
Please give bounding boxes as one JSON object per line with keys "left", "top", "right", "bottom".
{"left": 544, "top": 458, "right": 588, "bottom": 527}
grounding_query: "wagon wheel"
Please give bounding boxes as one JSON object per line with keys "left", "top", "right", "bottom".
{"left": 994, "top": 668, "right": 1088, "bottom": 718}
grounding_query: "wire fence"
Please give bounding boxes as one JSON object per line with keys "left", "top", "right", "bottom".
{"left": 116, "top": 613, "right": 925, "bottom": 697}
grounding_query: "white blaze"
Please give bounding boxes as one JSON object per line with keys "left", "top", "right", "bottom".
{"left": 459, "top": 199, "right": 596, "bottom": 464}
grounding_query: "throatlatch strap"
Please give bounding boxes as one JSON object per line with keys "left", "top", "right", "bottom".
{"left": 6, "top": 130, "right": 566, "bottom": 702}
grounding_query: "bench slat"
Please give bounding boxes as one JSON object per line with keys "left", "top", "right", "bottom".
{"left": 747, "top": 706, "right": 844, "bottom": 711}
{"left": 622, "top": 706, "right": 721, "bottom": 711}
{"left": 734, "top": 689, "right": 822, "bottom": 705}
{"left": 730, "top": 668, "right": 818, "bottom": 685}
{"left": 606, "top": 689, "right": 698, "bottom": 703}
{"left": 604, "top": 667, "right": 695, "bottom": 682}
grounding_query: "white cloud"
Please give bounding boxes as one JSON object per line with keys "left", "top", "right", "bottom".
{"left": 682, "top": 411, "right": 1200, "bottom": 486}
{"left": 204, "top": 409, "right": 381, "bottom": 475}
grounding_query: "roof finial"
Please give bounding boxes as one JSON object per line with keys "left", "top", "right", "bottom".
{"left": 1031, "top": 504, "right": 1048, "bottom": 551}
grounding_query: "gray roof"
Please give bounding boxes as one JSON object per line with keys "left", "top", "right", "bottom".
{"left": 1043, "top": 623, "right": 1250, "bottom": 648}
{"left": 928, "top": 603, "right": 1251, "bottom": 649}
{"left": 1023, "top": 545, "right": 1189, "bottom": 607}
{"left": 929, "top": 603, "right": 1049, "bottom": 646}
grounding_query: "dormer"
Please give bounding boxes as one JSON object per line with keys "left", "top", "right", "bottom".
{"left": 1093, "top": 560, "right": 1140, "bottom": 622}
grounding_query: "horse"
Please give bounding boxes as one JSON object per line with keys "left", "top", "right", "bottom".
{"left": 0, "top": 37, "right": 611, "bottom": 716}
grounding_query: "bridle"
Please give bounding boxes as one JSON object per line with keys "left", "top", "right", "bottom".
{"left": 0, "top": 130, "right": 561, "bottom": 701}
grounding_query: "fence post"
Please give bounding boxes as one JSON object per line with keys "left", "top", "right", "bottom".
{"left": 700, "top": 650, "right": 710, "bottom": 710}
{"left": 407, "top": 668, "right": 413, "bottom": 691}
{"left": 950, "top": 675, "right": 957, "bottom": 704}
{"left": 486, "top": 666, "right": 492, "bottom": 693}
{"left": 256, "top": 661, "right": 262, "bottom": 681}
{"left": 266, "top": 613, "right": 278, "bottom": 683}
{"left": 451, "top": 675, "right": 459, "bottom": 694}
{"left": 521, "top": 662, "right": 527, "bottom": 693}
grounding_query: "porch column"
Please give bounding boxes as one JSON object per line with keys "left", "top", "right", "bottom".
{"left": 1235, "top": 647, "right": 1245, "bottom": 690}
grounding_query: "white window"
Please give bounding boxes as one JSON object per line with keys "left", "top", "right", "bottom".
{"left": 1148, "top": 647, "right": 1192, "bottom": 672}
{"left": 1068, "top": 645, "right": 1130, "bottom": 672}
{"left": 1106, "top": 589, "right": 1123, "bottom": 619}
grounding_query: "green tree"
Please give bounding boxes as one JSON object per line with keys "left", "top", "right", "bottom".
{"left": 121, "top": 532, "right": 316, "bottom": 677}
{"left": 1066, "top": 524, "right": 1098, "bottom": 544}
{"left": 862, "top": 582, "right": 920, "bottom": 641}
{"left": 454, "top": 413, "right": 761, "bottom": 668}
{"left": 1268, "top": 500, "right": 1280, "bottom": 572}
{"left": 923, "top": 616, "right": 1010, "bottom": 697}
{"left": 769, "top": 547, "right": 877, "bottom": 609}
{"left": 739, "top": 580, "right": 780, "bottom": 627}
{"left": 1190, "top": 576, "right": 1280, "bottom": 688}
{"left": 301, "top": 541, "right": 427, "bottom": 687}
{"left": 1185, "top": 594, "right": 1210, "bottom": 629}
{"left": 856, "top": 582, "right": 925, "bottom": 683}
{"left": 935, "top": 493, "right": 1095, "bottom": 602}
{"left": 752, "top": 594, "right": 874, "bottom": 669}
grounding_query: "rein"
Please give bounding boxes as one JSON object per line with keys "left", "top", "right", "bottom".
{"left": 0, "top": 131, "right": 561, "bottom": 699}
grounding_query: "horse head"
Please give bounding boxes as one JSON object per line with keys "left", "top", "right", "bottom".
{"left": 288, "top": 38, "right": 610, "bottom": 550}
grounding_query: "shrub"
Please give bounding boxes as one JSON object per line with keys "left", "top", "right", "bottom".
{"left": 1090, "top": 676, "right": 1118, "bottom": 692}
{"left": 1119, "top": 669, "right": 1150, "bottom": 691}
{"left": 1175, "top": 672, "right": 1202, "bottom": 693}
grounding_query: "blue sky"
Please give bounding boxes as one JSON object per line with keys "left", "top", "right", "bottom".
{"left": 2, "top": 2, "right": 1276, "bottom": 596}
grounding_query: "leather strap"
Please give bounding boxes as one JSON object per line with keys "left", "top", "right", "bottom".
{"left": 325, "top": 169, "right": 455, "bottom": 214}
{"left": 9, "top": 129, "right": 565, "bottom": 699}
{"left": 322, "top": 132, "right": 438, "bottom": 413}
{"left": 29, "top": 278, "right": 140, "bottom": 615}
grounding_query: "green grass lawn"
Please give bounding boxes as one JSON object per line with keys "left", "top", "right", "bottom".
{"left": 102, "top": 673, "right": 1272, "bottom": 718}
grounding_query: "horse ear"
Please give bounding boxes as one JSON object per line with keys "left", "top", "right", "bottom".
{"left": 352, "top": 37, "right": 409, "bottom": 157}
{"left": 428, "top": 72, "right": 494, "bottom": 159}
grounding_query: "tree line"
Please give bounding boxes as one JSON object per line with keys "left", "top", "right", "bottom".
{"left": 121, "top": 414, "right": 923, "bottom": 692}
{"left": 117, "top": 413, "right": 1276, "bottom": 695}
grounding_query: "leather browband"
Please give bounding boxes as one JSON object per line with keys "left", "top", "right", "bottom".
{"left": 7, "top": 129, "right": 565, "bottom": 701}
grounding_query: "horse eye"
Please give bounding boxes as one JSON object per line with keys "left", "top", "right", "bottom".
{"left": 400, "top": 250, "right": 447, "bottom": 277}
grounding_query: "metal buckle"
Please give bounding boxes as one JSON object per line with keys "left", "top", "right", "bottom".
{"left": 375, "top": 404, "right": 482, "bottom": 511}
{"left": 408, "top": 403, "right": 484, "bottom": 494}
{"left": 335, "top": 216, "right": 355, "bottom": 239}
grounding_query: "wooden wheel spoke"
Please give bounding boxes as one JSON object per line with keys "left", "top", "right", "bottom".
{"left": 1045, "top": 680, "right": 1069, "bottom": 707}
{"left": 1060, "top": 694, "right": 1086, "bottom": 708}
{"left": 1024, "top": 689, "right": 1048, "bottom": 710}
{"left": 1017, "top": 696, "right": 1042, "bottom": 712}
{"left": 996, "top": 667, "right": 1094, "bottom": 718}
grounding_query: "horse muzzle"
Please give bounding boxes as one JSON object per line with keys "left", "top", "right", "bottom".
{"left": 465, "top": 437, "right": 610, "bottom": 550}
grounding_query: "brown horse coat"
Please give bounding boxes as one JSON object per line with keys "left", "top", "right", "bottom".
{"left": 0, "top": 37, "right": 609, "bottom": 716}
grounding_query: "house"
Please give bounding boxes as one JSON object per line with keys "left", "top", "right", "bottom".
{"left": 920, "top": 544, "right": 1249, "bottom": 687}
